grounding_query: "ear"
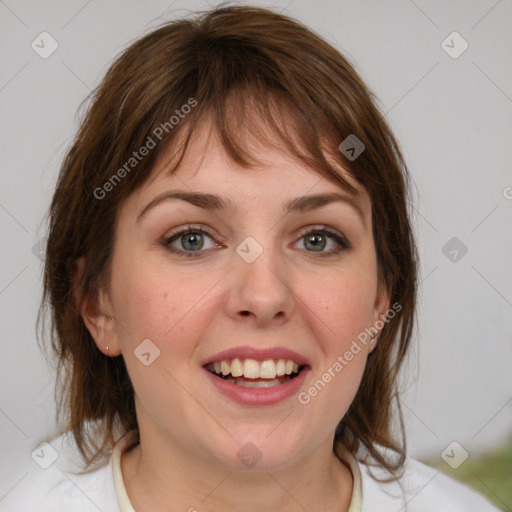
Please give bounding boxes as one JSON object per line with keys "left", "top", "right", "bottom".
{"left": 369, "top": 280, "right": 391, "bottom": 352}
{"left": 73, "top": 257, "right": 121, "bottom": 357}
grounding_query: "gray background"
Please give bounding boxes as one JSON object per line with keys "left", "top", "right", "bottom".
{"left": 1, "top": 0, "right": 511, "bottom": 501}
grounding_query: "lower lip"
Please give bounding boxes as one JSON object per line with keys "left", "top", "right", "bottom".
{"left": 203, "top": 366, "right": 310, "bottom": 406}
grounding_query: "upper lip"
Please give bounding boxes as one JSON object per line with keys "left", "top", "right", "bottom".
{"left": 201, "top": 346, "right": 311, "bottom": 367}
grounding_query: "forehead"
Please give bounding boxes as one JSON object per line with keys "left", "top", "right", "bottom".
{"left": 119, "top": 113, "right": 372, "bottom": 231}
{"left": 146, "top": 117, "right": 366, "bottom": 201}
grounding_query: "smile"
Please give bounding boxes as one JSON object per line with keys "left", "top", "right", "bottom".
{"left": 205, "top": 358, "right": 303, "bottom": 388}
{"left": 203, "top": 357, "right": 310, "bottom": 406}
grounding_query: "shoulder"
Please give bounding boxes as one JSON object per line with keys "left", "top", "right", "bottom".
{"left": 0, "top": 431, "right": 119, "bottom": 512}
{"left": 358, "top": 454, "right": 501, "bottom": 512}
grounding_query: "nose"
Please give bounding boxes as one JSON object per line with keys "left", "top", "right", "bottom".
{"left": 225, "top": 240, "right": 296, "bottom": 327}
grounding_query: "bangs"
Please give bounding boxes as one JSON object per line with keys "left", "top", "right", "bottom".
{"left": 128, "top": 85, "right": 359, "bottom": 199}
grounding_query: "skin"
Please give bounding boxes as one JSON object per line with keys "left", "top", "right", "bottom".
{"left": 81, "top": 117, "right": 389, "bottom": 512}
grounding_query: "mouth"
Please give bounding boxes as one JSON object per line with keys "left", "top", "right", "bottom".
{"left": 204, "top": 358, "right": 306, "bottom": 388}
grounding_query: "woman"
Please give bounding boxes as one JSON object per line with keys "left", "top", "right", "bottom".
{"left": 4, "top": 5, "right": 499, "bottom": 511}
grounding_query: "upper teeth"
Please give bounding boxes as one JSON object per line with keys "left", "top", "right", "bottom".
{"left": 207, "top": 358, "right": 300, "bottom": 379}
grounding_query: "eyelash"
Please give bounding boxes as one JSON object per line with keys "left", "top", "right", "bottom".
{"left": 162, "top": 224, "right": 350, "bottom": 259}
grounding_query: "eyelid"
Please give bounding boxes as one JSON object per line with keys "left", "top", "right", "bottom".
{"left": 163, "top": 223, "right": 217, "bottom": 241}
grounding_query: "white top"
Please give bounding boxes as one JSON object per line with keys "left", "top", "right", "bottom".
{"left": 1, "top": 430, "right": 500, "bottom": 511}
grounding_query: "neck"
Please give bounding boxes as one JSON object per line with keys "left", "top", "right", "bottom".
{"left": 121, "top": 429, "right": 354, "bottom": 512}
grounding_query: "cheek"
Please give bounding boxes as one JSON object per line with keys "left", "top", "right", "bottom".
{"left": 305, "top": 266, "right": 377, "bottom": 351}
{"left": 109, "top": 256, "right": 212, "bottom": 411}
{"left": 108, "top": 248, "right": 173, "bottom": 339}
{"left": 111, "top": 272, "right": 176, "bottom": 343}
{"left": 110, "top": 252, "right": 219, "bottom": 352}
{"left": 298, "top": 270, "right": 374, "bottom": 428}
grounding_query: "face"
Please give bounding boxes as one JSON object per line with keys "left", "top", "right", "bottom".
{"left": 84, "top": 118, "right": 389, "bottom": 471}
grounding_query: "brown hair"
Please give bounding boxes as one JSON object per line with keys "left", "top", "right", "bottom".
{"left": 39, "top": 4, "right": 417, "bottom": 478}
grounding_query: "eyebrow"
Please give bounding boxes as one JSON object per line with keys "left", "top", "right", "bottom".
{"left": 136, "top": 190, "right": 366, "bottom": 227}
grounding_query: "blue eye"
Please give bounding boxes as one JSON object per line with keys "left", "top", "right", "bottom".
{"left": 295, "top": 227, "right": 350, "bottom": 256}
{"left": 163, "top": 224, "right": 350, "bottom": 258}
{"left": 163, "top": 225, "right": 218, "bottom": 258}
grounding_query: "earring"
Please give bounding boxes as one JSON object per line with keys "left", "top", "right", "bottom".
{"left": 106, "top": 345, "right": 109, "bottom": 355}
{"left": 370, "top": 334, "right": 377, "bottom": 345}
